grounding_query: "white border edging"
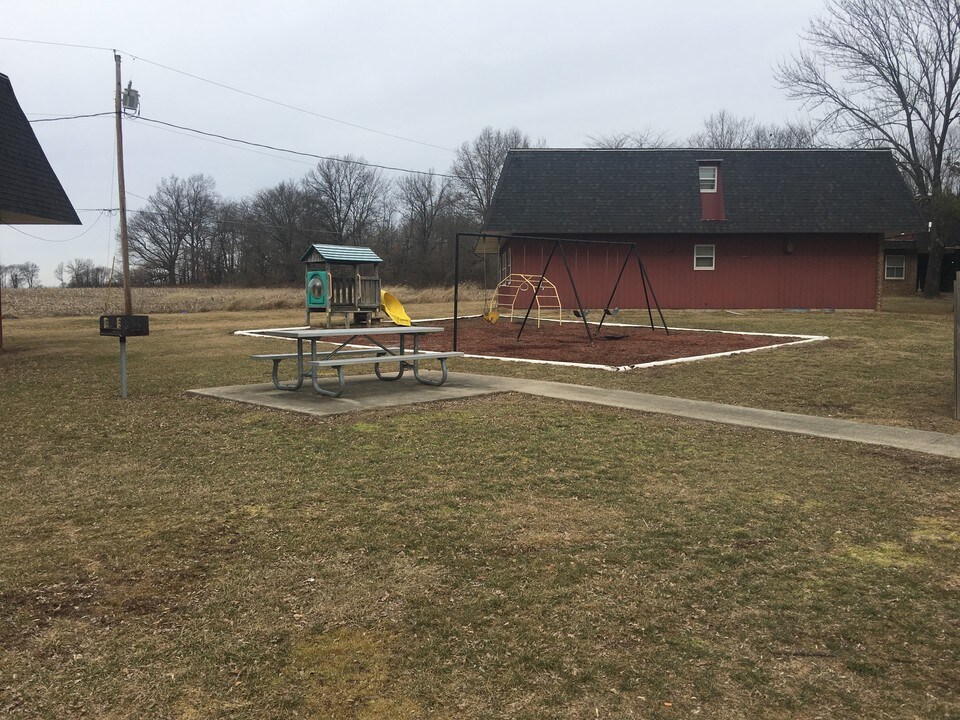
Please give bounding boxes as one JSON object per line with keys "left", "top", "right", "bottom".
{"left": 235, "top": 318, "right": 829, "bottom": 373}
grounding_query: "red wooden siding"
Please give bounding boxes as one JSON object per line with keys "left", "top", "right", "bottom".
{"left": 503, "top": 235, "right": 880, "bottom": 309}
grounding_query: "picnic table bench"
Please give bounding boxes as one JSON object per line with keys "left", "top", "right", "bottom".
{"left": 248, "top": 326, "right": 463, "bottom": 397}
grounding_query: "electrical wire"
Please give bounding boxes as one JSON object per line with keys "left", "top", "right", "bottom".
{"left": 134, "top": 117, "right": 318, "bottom": 167}
{"left": 0, "top": 211, "right": 108, "bottom": 243}
{"left": 28, "top": 112, "right": 115, "bottom": 123}
{"left": 0, "top": 37, "right": 113, "bottom": 52}
{"left": 132, "top": 115, "right": 463, "bottom": 180}
{"left": 26, "top": 109, "right": 466, "bottom": 180}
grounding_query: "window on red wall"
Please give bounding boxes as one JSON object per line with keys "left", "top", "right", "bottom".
{"left": 694, "top": 244, "right": 715, "bottom": 270}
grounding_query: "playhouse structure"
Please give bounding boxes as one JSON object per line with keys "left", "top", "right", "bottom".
{"left": 301, "top": 243, "right": 383, "bottom": 327}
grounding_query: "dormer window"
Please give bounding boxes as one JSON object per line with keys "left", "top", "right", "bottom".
{"left": 699, "top": 165, "right": 718, "bottom": 193}
{"left": 697, "top": 160, "right": 725, "bottom": 220}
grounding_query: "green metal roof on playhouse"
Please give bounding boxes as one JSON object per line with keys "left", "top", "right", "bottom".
{"left": 300, "top": 244, "right": 383, "bottom": 264}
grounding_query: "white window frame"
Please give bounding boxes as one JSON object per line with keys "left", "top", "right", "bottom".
{"left": 694, "top": 244, "right": 715, "bottom": 270}
{"left": 884, "top": 254, "right": 906, "bottom": 280}
{"left": 699, "top": 165, "right": 718, "bottom": 193}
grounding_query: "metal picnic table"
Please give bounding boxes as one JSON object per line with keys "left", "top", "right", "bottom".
{"left": 249, "top": 325, "right": 463, "bottom": 397}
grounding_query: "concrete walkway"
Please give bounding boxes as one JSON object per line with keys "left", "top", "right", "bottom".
{"left": 189, "top": 372, "right": 960, "bottom": 460}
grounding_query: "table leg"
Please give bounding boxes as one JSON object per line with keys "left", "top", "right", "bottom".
{"left": 311, "top": 365, "right": 346, "bottom": 397}
{"left": 411, "top": 331, "right": 448, "bottom": 386}
{"left": 271, "top": 338, "right": 305, "bottom": 390}
{"left": 375, "top": 332, "right": 405, "bottom": 381}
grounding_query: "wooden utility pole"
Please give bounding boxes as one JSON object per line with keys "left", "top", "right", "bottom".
{"left": 114, "top": 52, "right": 133, "bottom": 316}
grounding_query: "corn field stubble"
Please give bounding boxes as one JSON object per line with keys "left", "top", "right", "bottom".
{"left": 0, "top": 289, "right": 957, "bottom": 717}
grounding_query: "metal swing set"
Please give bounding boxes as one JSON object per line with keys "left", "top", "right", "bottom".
{"left": 453, "top": 233, "right": 669, "bottom": 350}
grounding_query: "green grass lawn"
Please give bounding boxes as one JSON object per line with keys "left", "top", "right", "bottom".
{"left": 1, "top": 305, "right": 957, "bottom": 718}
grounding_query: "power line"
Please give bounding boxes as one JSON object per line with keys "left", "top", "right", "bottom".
{"left": 0, "top": 37, "right": 113, "bottom": 53}
{"left": 28, "top": 112, "right": 115, "bottom": 123}
{"left": 136, "top": 116, "right": 317, "bottom": 167}
{"left": 1, "top": 211, "right": 109, "bottom": 243}
{"left": 132, "top": 115, "right": 463, "bottom": 180}
{"left": 26, "top": 108, "right": 464, "bottom": 180}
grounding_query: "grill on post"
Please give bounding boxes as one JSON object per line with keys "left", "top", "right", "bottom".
{"left": 300, "top": 244, "right": 383, "bottom": 327}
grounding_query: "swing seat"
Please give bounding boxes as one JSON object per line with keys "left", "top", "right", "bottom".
{"left": 483, "top": 308, "right": 500, "bottom": 324}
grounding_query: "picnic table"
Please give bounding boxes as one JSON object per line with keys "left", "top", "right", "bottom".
{"left": 249, "top": 326, "right": 463, "bottom": 397}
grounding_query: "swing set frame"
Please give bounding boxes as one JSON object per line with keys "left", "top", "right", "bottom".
{"left": 453, "top": 233, "right": 669, "bottom": 351}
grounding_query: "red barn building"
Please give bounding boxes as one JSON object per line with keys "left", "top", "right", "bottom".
{"left": 480, "top": 149, "right": 925, "bottom": 310}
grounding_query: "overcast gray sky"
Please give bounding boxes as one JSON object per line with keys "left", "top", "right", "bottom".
{"left": 2, "top": 0, "right": 827, "bottom": 286}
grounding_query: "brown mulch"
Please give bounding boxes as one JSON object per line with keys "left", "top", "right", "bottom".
{"left": 414, "top": 317, "right": 791, "bottom": 366}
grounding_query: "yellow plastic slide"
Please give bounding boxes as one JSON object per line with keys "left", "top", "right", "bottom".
{"left": 380, "top": 290, "right": 411, "bottom": 326}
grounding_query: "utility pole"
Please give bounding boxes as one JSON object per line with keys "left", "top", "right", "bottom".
{"left": 114, "top": 51, "right": 132, "bottom": 315}
{"left": 101, "top": 53, "right": 148, "bottom": 399}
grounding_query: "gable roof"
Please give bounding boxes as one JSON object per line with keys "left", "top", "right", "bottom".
{"left": 299, "top": 243, "right": 383, "bottom": 264}
{"left": 482, "top": 148, "right": 924, "bottom": 237}
{"left": 0, "top": 72, "right": 80, "bottom": 225}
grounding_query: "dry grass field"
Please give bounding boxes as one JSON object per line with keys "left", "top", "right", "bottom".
{"left": 0, "top": 284, "right": 484, "bottom": 318}
{"left": 0, "top": 288, "right": 957, "bottom": 718}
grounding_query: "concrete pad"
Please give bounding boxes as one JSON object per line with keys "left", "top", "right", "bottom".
{"left": 187, "top": 373, "right": 511, "bottom": 418}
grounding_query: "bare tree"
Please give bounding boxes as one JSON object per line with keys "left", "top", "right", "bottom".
{"left": 452, "top": 127, "right": 536, "bottom": 225}
{"left": 245, "top": 181, "right": 314, "bottom": 283}
{"left": 393, "top": 171, "right": 457, "bottom": 283}
{"left": 748, "top": 120, "right": 823, "bottom": 149}
{"left": 17, "top": 262, "right": 39, "bottom": 288}
{"left": 587, "top": 128, "right": 674, "bottom": 148}
{"left": 303, "top": 156, "right": 390, "bottom": 247}
{"left": 0, "top": 264, "right": 27, "bottom": 289}
{"left": 1, "top": 265, "right": 21, "bottom": 288}
{"left": 54, "top": 262, "right": 66, "bottom": 288}
{"left": 209, "top": 200, "right": 246, "bottom": 284}
{"left": 777, "top": 0, "right": 960, "bottom": 296}
{"left": 128, "top": 174, "right": 221, "bottom": 285}
{"left": 179, "top": 174, "right": 221, "bottom": 284}
{"left": 688, "top": 109, "right": 758, "bottom": 149}
{"left": 687, "top": 111, "right": 823, "bottom": 149}
{"left": 65, "top": 258, "right": 111, "bottom": 288}
{"left": 128, "top": 176, "right": 189, "bottom": 285}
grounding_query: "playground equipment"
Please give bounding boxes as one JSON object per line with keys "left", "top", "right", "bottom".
{"left": 301, "top": 243, "right": 383, "bottom": 327}
{"left": 495, "top": 274, "right": 562, "bottom": 327}
{"left": 452, "top": 232, "right": 669, "bottom": 350}
{"left": 380, "top": 290, "right": 411, "bottom": 326}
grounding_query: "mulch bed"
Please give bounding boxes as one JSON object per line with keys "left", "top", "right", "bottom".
{"left": 413, "top": 317, "right": 790, "bottom": 366}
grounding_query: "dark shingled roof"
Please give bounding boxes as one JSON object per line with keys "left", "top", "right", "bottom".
{"left": 482, "top": 148, "right": 924, "bottom": 237}
{"left": 0, "top": 72, "right": 80, "bottom": 225}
